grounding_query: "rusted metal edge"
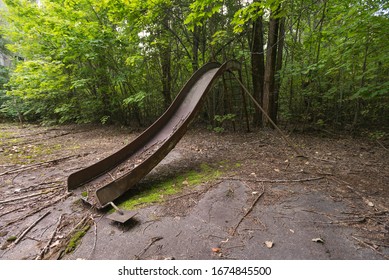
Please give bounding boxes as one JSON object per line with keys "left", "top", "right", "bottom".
{"left": 67, "top": 60, "right": 241, "bottom": 208}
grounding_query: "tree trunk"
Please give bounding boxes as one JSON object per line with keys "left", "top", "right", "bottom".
{"left": 192, "top": 26, "right": 200, "bottom": 71}
{"left": 161, "top": 15, "right": 172, "bottom": 109}
{"left": 274, "top": 17, "right": 285, "bottom": 122}
{"left": 289, "top": 0, "right": 303, "bottom": 112}
{"left": 250, "top": 8, "right": 265, "bottom": 127}
{"left": 353, "top": 38, "right": 369, "bottom": 127}
{"left": 314, "top": 0, "right": 327, "bottom": 94}
{"left": 262, "top": 9, "right": 280, "bottom": 126}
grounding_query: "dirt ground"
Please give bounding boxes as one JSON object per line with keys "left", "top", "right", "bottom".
{"left": 0, "top": 123, "right": 388, "bottom": 260}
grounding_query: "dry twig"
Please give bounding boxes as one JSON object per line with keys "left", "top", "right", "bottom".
{"left": 376, "top": 140, "right": 388, "bottom": 151}
{"left": 0, "top": 189, "right": 58, "bottom": 205}
{"left": 0, "top": 192, "right": 71, "bottom": 230}
{"left": 351, "top": 236, "right": 389, "bottom": 260}
{"left": 231, "top": 186, "right": 265, "bottom": 236}
{"left": 222, "top": 176, "right": 324, "bottom": 184}
{"left": 0, "top": 206, "right": 26, "bottom": 218}
{"left": 312, "top": 157, "right": 336, "bottom": 163}
{"left": 0, "top": 153, "right": 89, "bottom": 177}
{"left": 166, "top": 191, "right": 200, "bottom": 201}
{"left": 14, "top": 211, "right": 51, "bottom": 245}
{"left": 331, "top": 177, "right": 389, "bottom": 212}
{"left": 232, "top": 73, "right": 306, "bottom": 157}
{"left": 134, "top": 237, "right": 163, "bottom": 260}
{"left": 54, "top": 214, "right": 92, "bottom": 260}
{"left": 89, "top": 215, "right": 98, "bottom": 260}
{"left": 36, "top": 214, "right": 64, "bottom": 260}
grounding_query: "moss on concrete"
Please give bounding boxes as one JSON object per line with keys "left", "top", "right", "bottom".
{"left": 115, "top": 160, "right": 244, "bottom": 211}
{"left": 117, "top": 163, "right": 224, "bottom": 211}
{"left": 65, "top": 225, "right": 91, "bottom": 254}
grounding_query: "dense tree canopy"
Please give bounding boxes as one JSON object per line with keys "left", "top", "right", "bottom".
{"left": 0, "top": 0, "right": 388, "bottom": 132}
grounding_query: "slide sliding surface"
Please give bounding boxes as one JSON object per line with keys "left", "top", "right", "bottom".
{"left": 67, "top": 60, "right": 241, "bottom": 208}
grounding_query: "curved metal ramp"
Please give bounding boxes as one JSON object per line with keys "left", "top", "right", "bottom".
{"left": 67, "top": 60, "right": 241, "bottom": 208}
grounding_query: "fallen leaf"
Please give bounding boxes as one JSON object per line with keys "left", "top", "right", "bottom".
{"left": 274, "top": 168, "right": 280, "bottom": 172}
{"left": 312, "top": 238, "right": 324, "bottom": 243}
{"left": 182, "top": 179, "right": 189, "bottom": 186}
{"left": 265, "top": 241, "right": 273, "bottom": 248}
{"left": 50, "top": 240, "right": 60, "bottom": 248}
{"left": 212, "top": 247, "right": 221, "bottom": 253}
{"left": 363, "top": 199, "right": 374, "bottom": 207}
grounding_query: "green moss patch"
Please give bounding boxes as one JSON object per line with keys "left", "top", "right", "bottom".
{"left": 6, "top": 236, "right": 17, "bottom": 242}
{"left": 0, "top": 131, "right": 18, "bottom": 146}
{"left": 65, "top": 225, "right": 91, "bottom": 254}
{"left": 2, "top": 143, "right": 63, "bottom": 165}
{"left": 117, "top": 162, "right": 227, "bottom": 211}
{"left": 0, "top": 131, "right": 15, "bottom": 139}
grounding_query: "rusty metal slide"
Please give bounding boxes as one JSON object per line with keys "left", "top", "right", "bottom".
{"left": 67, "top": 60, "right": 241, "bottom": 208}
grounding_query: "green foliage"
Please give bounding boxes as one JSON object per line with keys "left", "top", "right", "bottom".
{"left": 214, "top": 113, "right": 236, "bottom": 124}
{"left": 185, "top": 0, "right": 223, "bottom": 31}
{"left": 212, "top": 114, "right": 236, "bottom": 133}
{"left": 367, "top": 130, "right": 386, "bottom": 141}
{"left": 0, "top": 0, "right": 155, "bottom": 123}
{"left": 3, "top": 60, "right": 70, "bottom": 122}
{"left": 0, "top": 31, "right": 11, "bottom": 119}
{"left": 8, "top": 60, "right": 67, "bottom": 99}
{"left": 123, "top": 91, "right": 146, "bottom": 107}
{"left": 279, "top": 0, "right": 389, "bottom": 128}
{"left": 0, "top": 0, "right": 387, "bottom": 131}
{"left": 0, "top": 66, "right": 10, "bottom": 113}
{"left": 231, "top": 0, "right": 286, "bottom": 33}
{"left": 232, "top": 1, "right": 265, "bottom": 33}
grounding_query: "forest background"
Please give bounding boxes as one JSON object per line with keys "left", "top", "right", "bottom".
{"left": 0, "top": 0, "right": 388, "bottom": 136}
